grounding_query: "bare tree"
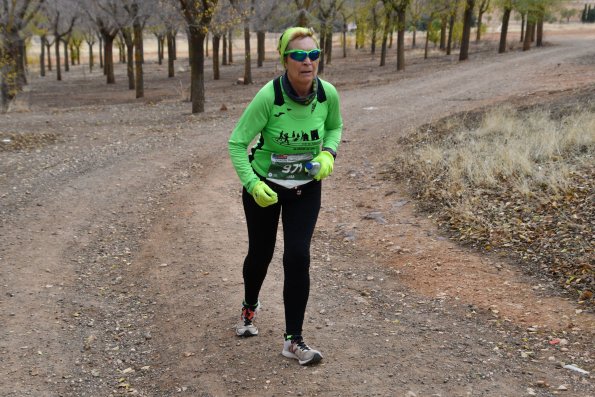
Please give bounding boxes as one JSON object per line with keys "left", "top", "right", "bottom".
{"left": 252, "top": 0, "right": 282, "bottom": 68}
{"left": 45, "top": 35, "right": 54, "bottom": 71}
{"left": 0, "top": 0, "right": 45, "bottom": 108}
{"left": 43, "top": 0, "right": 78, "bottom": 81}
{"left": 318, "top": 0, "right": 344, "bottom": 73}
{"left": 371, "top": 1, "right": 383, "bottom": 55}
{"left": 377, "top": 0, "right": 409, "bottom": 70}
{"left": 178, "top": 0, "right": 218, "bottom": 113}
{"left": 147, "top": 1, "right": 182, "bottom": 77}
{"left": 88, "top": 0, "right": 121, "bottom": 84}
{"left": 408, "top": 0, "right": 426, "bottom": 48}
{"left": 150, "top": 0, "right": 182, "bottom": 75}
{"left": 294, "top": 0, "right": 315, "bottom": 26}
{"left": 338, "top": 6, "right": 352, "bottom": 58}
{"left": 210, "top": 1, "right": 241, "bottom": 79}
{"left": 229, "top": 0, "right": 254, "bottom": 85}
{"left": 475, "top": 0, "right": 489, "bottom": 42}
{"left": 97, "top": 0, "right": 154, "bottom": 95}
{"left": 122, "top": 0, "right": 157, "bottom": 98}
{"left": 446, "top": 0, "right": 459, "bottom": 55}
{"left": 78, "top": 16, "right": 98, "bottom": 72}
{"left": 379, "top": 0, "right": 393, "bottom": 66}
{"left": 39, "top": 34, "right": 48, "bottom": 76}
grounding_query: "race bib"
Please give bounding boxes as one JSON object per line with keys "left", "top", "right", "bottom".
{"left": 267, "top": 153, "right": 313, "bottom": 181}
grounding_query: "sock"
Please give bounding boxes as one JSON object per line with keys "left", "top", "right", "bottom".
{"left": 243, "top": 300, "right": 259, "bottom": 309}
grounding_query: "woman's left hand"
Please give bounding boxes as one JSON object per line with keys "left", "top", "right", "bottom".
{"left": 312, "top": 151, "right": 334, "bottom": 181}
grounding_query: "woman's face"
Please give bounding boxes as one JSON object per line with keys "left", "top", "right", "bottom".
{"left": 285, "top": 36, "right": 319, "bottom": 89}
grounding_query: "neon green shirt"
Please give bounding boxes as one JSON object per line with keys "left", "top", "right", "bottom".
{"left": 229, "top": 77, "right": 343, "bottom": 192}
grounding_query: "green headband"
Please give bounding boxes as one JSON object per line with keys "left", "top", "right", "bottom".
{"left": 278, "top": 27, "right": 318, "bottom": 68}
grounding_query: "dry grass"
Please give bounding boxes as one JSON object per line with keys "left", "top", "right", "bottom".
{"left": 415, "top": 106, "right": 594, "bottom": 195}
{"left": 392, "top": 92, "right": 594, "bottom": 301}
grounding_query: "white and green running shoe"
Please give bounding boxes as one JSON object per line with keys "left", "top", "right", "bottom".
{"left": 236, "top": 301, "right": 260, "bottom": 337}
{"left": 282, "top": 335, "right": 323, "bottom": 365}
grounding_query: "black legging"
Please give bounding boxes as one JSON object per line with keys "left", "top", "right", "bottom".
{"left": 241, "top": 179, "right": 321, "bottom": 336}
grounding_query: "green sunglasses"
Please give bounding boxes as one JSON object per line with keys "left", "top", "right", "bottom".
{"left": 284, "top": 49, "right": 322, "bottom": 62}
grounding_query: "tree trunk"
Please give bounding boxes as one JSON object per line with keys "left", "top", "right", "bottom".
{"left": 396, "top": 8, "right": 406, "bottom": 71}
{"left": 2, "top": 32, "right": 25, "bottom": 97}
{"left": 173, "top": 30, "right": 177, "bottom": 60}
{"left": 257, "top": 31, "right": 265, "bottom": 67}
{"left": 371, "top": 8, "right": 378, "bottom": 55}
{"left": 70, "top": 43, "right": 76, "bottom": 65}
{"left": 319, "top": 29, "right": 326, "bottom": 73}
{"left": 412, "top": 29, "right": 417, "bottom": 48}
{"left": 325, "top": 31, "right": 332, "bottom": 64}
{"left": 46, "top": 41, "right": 52, "bottom": 71}
{"left": 123, "top": 30, "right": 135, "bottom": 90}
{"left": 440, "top": 15, "right": 447, "bottom": 50}
{"left": 205, "top": 31, "right": 209, "bottom": 57}
{"left": 520, "top": 13, "right": 525, "bottom": 42}
{"left": 536, "top": 18, "right": 543, "bottom": 47}
{"left": 459, "top": 0, "right": 475, "bottom": 61}
{"left": 342, "top": 23, "right": 347, "bottom": 58}
{"left": 63, "top": 40, "right": 70, "bottom": 72}
{"left": 243, "top": 22, "right": 251, "bottom": 84}
{"left": 222, "top": 32, "right": 228, "bottom": 65}
{"left": 371, "top": 26, "right": 377, "bottom": 55}
{"left": 424, "top": 21, "right": 430, "bottom": 59}
{"left": 213, "top": 34, "right": 220, "bottom": 80}
{"left": 167, "top": 30, "right": 175, "bottom": 77}
{"left": 228, "top": 30, "right": 233, "bottom": 64}
{"left": 0, "top": 73, "right": 9, "bottom": 110}
{"left": 498, "top": 7, "right": 511, "bottom": 53}
{"left": 298, "top": 9, "right": 308, "bottom": 27}
{"left": 55, "top": 39, "right": 62, "bottom": 81}
{"left": 380, "top": 11, "right": 390, "bottom": 66}
{"left": 88, "top": 42, "right": 94, "bottom": 72}
{"left": 188, "top": 27, "right": 206, "bottom": 113}
{"left": 156, "top": 34, "right": 163, "bottom": 65}
{"left": 117, "top": 39, "right": 123, "bottom": 63}
{"left": 0, "top": 68, "right": 10, "bottom": 109}
{"left": 159, "top": 36, "right": 165, "bottom": 64}
{"left": 523, "top": 20, "right": 534, "bottom": 51}
{"left": 134, "top": 22, "right": 144, "bottom": 98}
{"left": 40, "top": 36, "right": 46, "bottom": 77}
{"left": 98, "top": 35, "right": 103, "bottom": 69}
{"left": 355, "top": 16, "right": 365, "bottom": 49}
{"left": 476, "top": 11, "right": 484, "bottom": 42}
{"left": 104, "top": 35, "right": 115, "bottom": 84}
{"left": 447, "top": 13, "right": 455, "bottom": 55}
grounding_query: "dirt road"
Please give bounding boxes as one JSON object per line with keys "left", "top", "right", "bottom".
{"left": 1, "top": 29, "right": 594, "bottom": 396}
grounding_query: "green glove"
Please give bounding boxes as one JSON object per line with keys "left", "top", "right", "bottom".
{"left": 251, "top": 181, "right": 278, "bottom": 207}
{"left": 312, "top": 150, "right": 335, "bottom": 181}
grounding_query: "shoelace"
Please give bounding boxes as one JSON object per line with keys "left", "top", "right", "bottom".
{"left": 293, "top": 339, "right": 310, "bottom": 351}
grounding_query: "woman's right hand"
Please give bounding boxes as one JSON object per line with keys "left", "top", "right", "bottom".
{"left": 251, "top": 181, "right": 278, "bottom": 207}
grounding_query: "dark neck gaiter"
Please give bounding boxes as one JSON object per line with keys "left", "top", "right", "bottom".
{"left": 282, "top": 73, "right": 318, "bottom": 106}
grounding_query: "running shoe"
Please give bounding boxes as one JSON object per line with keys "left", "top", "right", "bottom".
{"left": 282, "top": 335, "right": 323, "bottom": 365}
{"left": 236, "top": 301, "right": 260, "bottom": 337}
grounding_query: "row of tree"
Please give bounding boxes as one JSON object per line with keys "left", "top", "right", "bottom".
{"left": 582, "top": 3, "right": 595, "bottom": 22}
{"left": 0, "top": 0, "right": 579, "bottom": 113}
